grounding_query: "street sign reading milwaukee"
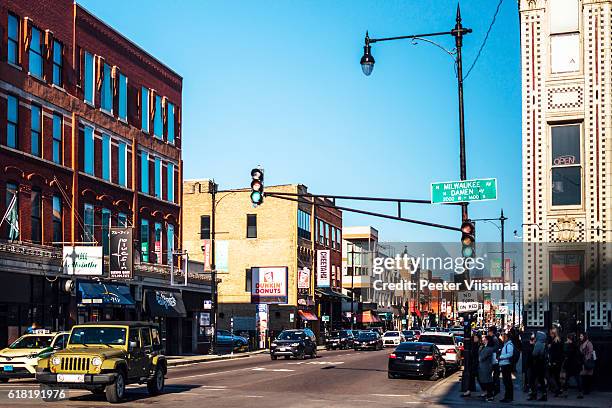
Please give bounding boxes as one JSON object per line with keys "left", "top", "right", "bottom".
{"left": 431, "top": 178, "right": 497, "bottom": 204}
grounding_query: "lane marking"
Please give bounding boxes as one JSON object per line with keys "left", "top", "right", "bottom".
{"left": 251, "top": 367, "right": 295, "bottom": 372}
{"left": 371, "top": 394, "right": 417, "bottom": 397}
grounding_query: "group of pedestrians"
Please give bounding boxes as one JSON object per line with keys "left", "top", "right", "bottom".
{"left": 462, "top": 325, "right": 596, "bottom": 404}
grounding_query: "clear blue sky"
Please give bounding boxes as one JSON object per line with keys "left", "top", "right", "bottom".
{"left": 80, "top": 0, "right": 521, "bottom": 242}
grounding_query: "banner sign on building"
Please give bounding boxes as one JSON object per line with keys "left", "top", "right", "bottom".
{"left": 109, "top": 228, "right": 133, "bottom": 279}
{"left": 298, "top": 267, "right": 310, "bottom": 290}
{"left": 201, "top": 239, "right": 211, "bottom": 271}
{"left": 251, "top": 267, "right": 288, "bottom": 304}
{"left": 63, "top": 246, "right": 103, "bottom": 275}
{"left": 316, "top": 250, "right": 330, "bottom": 288}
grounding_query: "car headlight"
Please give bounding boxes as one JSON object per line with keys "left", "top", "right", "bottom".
{"left": 271, "top": 343, "right": 277, "bottom": 347}
{"left": 290, "top": 343, "right": 300, "bottom": 347}
{"left": 51, "top": 356, "right": 61, "bottom": 366}
{"left": 91, "top": 357, "right": 103, "bottom": 367}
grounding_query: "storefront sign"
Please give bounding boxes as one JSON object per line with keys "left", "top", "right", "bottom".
{"left": 201, "top": 239, "right": 211, "bottom": 271}
{"left": 109, "top": 228, "right": 133, "bottom": 279}
{"left": 298, "top": 267, "right": 310, "bottom": 289}
{"left": 63, "top": 246, "right": 103, "bottom": 275}
{"left": 199, "top": 312, "right": 211, "bottom": 326}
{"left": 203, "top": 300, "right": 212, "bottom": 310}
{"left": 251, "top": 267, "right": 288, "bottom": 304}
{"left": 316, "top": 250, "right": 330, "bottom": 288}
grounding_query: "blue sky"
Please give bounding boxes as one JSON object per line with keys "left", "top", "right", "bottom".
{"left": 80, "top": 0, "right": 521, "bottom": 242}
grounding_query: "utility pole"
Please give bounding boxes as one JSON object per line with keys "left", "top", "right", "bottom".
{"left": 511, "top": 262, "right": 517, "bottom": 326}
{"left": 350, "top": 244, "right": 355, "bottom": 330}
{"left": 500, "top": 209, "right": 507, "bottom": 328}
{"left": 210, "top": 181, "right": 218, "bottom": 354}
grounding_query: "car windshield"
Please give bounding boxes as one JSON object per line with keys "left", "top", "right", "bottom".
{"left": 419, "top": 335, "right": 454, "bottom": 345}
{"left": 397, "top": 343, "right": 433, "bottom": 352}
{"left": 9, "top": 335, "right": 53, "bottom": 349}
{"left": 384, "top": 331, "right": 399, "bottom": 337}
{"left": 402, "top": 331, "right": 414, "bottom": 336}
{"left": 278, "top": 331, "right": 305, "bottom": 341}
{"left": 69, "top": 327, "right": 127, "bottom": 345}
{"left": 357, "top": 332, "right": 377, "bottom": 340}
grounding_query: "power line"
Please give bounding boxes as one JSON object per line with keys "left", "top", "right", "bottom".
{"left": 463, "top": 0, "right": 504, "bottom": 81}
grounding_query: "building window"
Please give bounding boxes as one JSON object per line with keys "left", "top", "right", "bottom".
{"left": 102, "top": 208, "right": 111, "bottom": 255}
{"left": 297, "top": 209, "right": 311, "bottom": 240}
{"left": 247, "top": 214, "right": 257, "bottom": 238}
{"left": 154, "top": 157, "right": 162, "bottom": 198}
{"left": 550, "top": 251, "right": 583, "bottom": 283}
{"left": 140, "top": 218, "right": 149, "bottom": 262}
{"left": 154, "top": 222, "right": 162, "bottom": 264}
{"left": 331, "top": 227, "right": 336, "bottom": 249}
{"left": 167, "top": 224, "right": 174, "bottom": 264}
{"left": 336, "top": 227, "right": 341, "bottom": 248}
{"left": 101, "top": 63, "right": 113, "bottom": 112}
{"left": 324, "top": 223, "right": 329, "bottom": 246}
{"left": 118, "top": 73, "right": 127, "bottom": 120}
{"left": 153, "top": 95, "right": 162, "bottom": 138}
{"left": 551, "top": 124, "right": 581, "bottom": 206}
{"left": 7, "top": 95, "right": 18, "bottom": 148}
{"left": 5, "top": 183, "right": 19, "bottom": 240}
{"left": 84, "top": 203, "right": 94, "bottom": 242}
{"left": 30, "top": 188, "right": 41, "bottom": 243}
{"left": 200, "top": 215, "right": 211, "bottom": 239}
{"left": 8, "top": 14, "right": 19, "bottom": 65}
{"left": 141, "top": 87, "right": 149, "bottom": 132}
{"left": 117, "top": 212, "right": 127, "bottom": 227}
{"left": 167, "top": 163, "right": 174, "bottom": 202}
{"left": 29, "top": 27, "right": 43, "bottom": 78}
{"left": 84, "top": 51, "right": 94, "bottom": 104}
{"left": 52, "top": 113, "right": 62, "bottom": 164}
{"left": 84, "top": 125, "right": 94, "bottom": 175}
{"left": 102, "top": 134, "right": 111, "bottom": 181}
{"left": 245, "top": 268, "right": 252, "bottom": 292}
{"left": 30, "top": 105, "right": 41, "bottom": 157}
{"left": 52, "top": 195, "right": 62, "bottom": 244}
{"left": 52, "top": 40, "right": 63, "bottom": 86}
{"left": 118, "top": 142, "right": 127, "bottom": 187}
{"left": 550, "top": 0, "right": 579, "bottom": 74}
{"left": 318, "top": 219, "right": 325, "bottom": 244}
{"left": 140, "top": 151, "right": 149, "bottom": 194}
{"left": 167, "top": 102, "right": 175, "bottom": 144}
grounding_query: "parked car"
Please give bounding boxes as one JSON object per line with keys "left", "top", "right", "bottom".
{"left": 325, "top": 330, "right": 354, "bottom": 350}
{"left": 417, "top": 332, "right": 461, "bottom": 370}
{"left": 0, "top": 330, "right": 69, "bottom": 382}
{"left": 353, "top": 331, "right": 383, "bottom": 351}
{"left": 270, "top": 329, "right": 316, "bottom": 360}
{"left": 382, "top": 331, "right": 405, "bottom": 347}
{"left": 401, "top": 330, "right": 417, "bottom": 342}
{"left": 216, "top": 330, "right": 249, "bottom": 352}
{"left": 449, "top": 326, "right": 465, "bottom": 337}
{"left": 388, "top": 342, "right": 446, "bottom": 380}
{"left": 36, "top": 322, "right": 166, "bottom": 404}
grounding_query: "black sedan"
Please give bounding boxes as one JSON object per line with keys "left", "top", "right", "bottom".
{"left": 353, "top": 331, "right": 383, "bottom": 351}
{"left": 325, "top": 330, "right": 354, "bottom": 350}
{"left": 388, "top": 342, "right": 446, "bottom": 380}
{"left": 401, "top": 330, "right": 417, "bottom": 342}
{"left": 270, "top": 329, "right": 317, "bottom": 360}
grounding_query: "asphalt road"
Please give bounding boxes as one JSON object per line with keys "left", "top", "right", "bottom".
{"left": 0, "top": 348, "right": 459, "bottom": 407}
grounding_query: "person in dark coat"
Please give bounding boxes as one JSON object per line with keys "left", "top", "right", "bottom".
{"left": 579, "top": 332, "right": 594, "bottom": 395}
{"left": 528, "top": 331, "right": 548, "bottom": 401}
{"left": 548, "top": 328, "right": 564, "bottom": 397}
{"left": 562, "top": 333, "right": 583, "bottom": 399}
{"left": 462, "top": 333, "right": 481, "bottom": 397}
{"left": 522, "top": 332, "right": 535, "bottom": 393}
{"left": 488, "top": 326, "right": 501, "bottom": 395}
{"left": 478, "top": 335, "right": 495, "bottom": 401}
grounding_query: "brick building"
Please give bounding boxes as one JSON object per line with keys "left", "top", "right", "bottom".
{"left": 182, "top": 181, "right": 343, "bottom": 345}
{"left": 0, "top": 0, "right": 209, "bottom": 354}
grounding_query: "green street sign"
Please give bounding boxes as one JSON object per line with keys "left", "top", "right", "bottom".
{"left": 431, "top": 178, "right": 497, "bottom": 204}
{"left": 321, "top": 315, "right": 330, "bottom": 322}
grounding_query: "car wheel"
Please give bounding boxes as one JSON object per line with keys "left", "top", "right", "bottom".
{"left": 271, "top": 354, "right": 278, "bottom": 360}
{"left": 105, "top": 371, "right": 126, "bottom": 403}
{"left": 311, "top": 349, "right": 317, "bottom": 359}
{"left": 428, "top": 367, "right": 440, "bottom": 381}
{"left": 147, "top": 366, "right": 165, "bottom": 396}
{"left": 297, "top": 350, "right": 305, "bottom": 360}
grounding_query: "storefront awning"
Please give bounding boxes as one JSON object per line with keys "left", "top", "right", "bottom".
{"left": 145, "top": 290, "right": 187, "bottom": 318}
{"left": 315, "top": 288, "right": 351, "bottom": 300}
{"left": 78, "top": 282, "right": 135, "bottom": 306}
{"left": 356, "top": 310, "right": 381, "bottom": 324}
{"left": 298, "top": 310, "right": 318, "bottom": 321}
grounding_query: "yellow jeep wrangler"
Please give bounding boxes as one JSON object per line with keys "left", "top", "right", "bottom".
{"left": 36, "top": 321, "right": 166, "bottom": 403}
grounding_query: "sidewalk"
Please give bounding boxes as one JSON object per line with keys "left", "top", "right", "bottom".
{"left": 424, "top": 371, "right": 612, "bottom": 408}
{"left": 166, "top": 349, "right": 268, "bottom": 367}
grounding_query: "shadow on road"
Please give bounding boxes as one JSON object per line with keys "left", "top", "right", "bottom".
{"left": 67, "top": 384, "right": 201, "bottom": 403}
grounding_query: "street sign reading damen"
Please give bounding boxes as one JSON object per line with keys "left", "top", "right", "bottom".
{"left": 431, "top": 178, "right": 497, "bottom": 204}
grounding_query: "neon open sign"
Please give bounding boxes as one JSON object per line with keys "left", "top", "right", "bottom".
{"left": 553, "top": 155, "right": 576, "bottom": 166}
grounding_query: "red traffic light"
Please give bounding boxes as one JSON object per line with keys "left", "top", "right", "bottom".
{"left": 461, "top": 221, "right": 474, "bottom": 235}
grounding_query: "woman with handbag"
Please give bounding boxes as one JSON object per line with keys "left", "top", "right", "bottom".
{"left": 579, "top": 332, "right": 595, "bottom": 395}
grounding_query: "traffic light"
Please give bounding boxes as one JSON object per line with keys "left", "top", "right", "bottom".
{"left": 250, "top": 168, "right": 264, "bottom": 206}
{"left": 460, "top": 221, "right": 475, "bottom": 258}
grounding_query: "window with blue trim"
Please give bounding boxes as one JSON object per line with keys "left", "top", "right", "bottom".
{"left": 102, "top": 134, "right": 110, "bottom": 181}
{"left": 30, "top": 105, "right": 41, "bottom": 157}
{"left": 84, "top": 203, "right": 94, "bottom": 242}
{"left": 154, "top": 222, "right": 162, "bottom": 264}
{"left": 84, "top": 52, "right": 94, "bottom": 104}
{"left": 102, "top": 208, "right": 111, "bottom": 255}
{"left": 53, "top": 113, "right": 62, "bottom": 164}
{"left": 140, "top": 151, "right": 149, "bottom": 193}
{"left": 140, "top": 218, "right": 149, "bottom": 262}
{"left": 7, "top": 95, "right": 18, "bottom": 148}
{"left": 167, "top": 163, "right": 174, "bottom": 203}
{"left": 167, "top": 224, "right": 174, "bottom": 265}
{"left": 52, "top": 40, "right": 63, "bottom": 86}
{"left": 8, "top": 14, "right": 19, "bottom": 65}
{"left": 84, "top": 125, "right": 94, "bottom": 175}
{"left": 167, "top": 102, "right": 175, "bottom": 144}
{"left": 29, "top": 27, "right": 43, "bottom": 78}
{"left": 153, "top": 95, "right": 162, "bottom": 138}
{"left": 154, "top": 157, "right": 161, "bottom": 198}
{"left": 118, "top": 142, "right": 127, "bottom": 187}
{"left": 118, "top": 73, "right": 127, "bottom": 120}
{"left": 141, "top": 87, "right": 149, "bottom": 132}
{"left": 101, "top": 63, "right": 112, "bottom": 112}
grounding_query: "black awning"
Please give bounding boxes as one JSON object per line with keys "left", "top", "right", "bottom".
{"left": 78, "top": 282, "right": 135, "bottom": 306}
{"left": 145, "top": 290, "right": 186, "bottom": 317}
{"left": 315, "top": 287, "right": 351, "bottom": 300}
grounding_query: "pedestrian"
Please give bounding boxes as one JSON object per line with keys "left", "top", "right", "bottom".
{"left": 488, "top": 326, "right": 501, "bottom": 395}
{"left": 579, "top": 332, "right": 595, "bottom": 395}
{"left": 522, "top": 333, "right": 536, "bottom": 393}
{"left": 461, "top": 333, "right": 481, "bottom": 397}
{"left": 478, "top": 335, "right": 495, "bottom": 401}
{"left": 528, "top": 331, "right": 548, "bottom": 401}
{"left": 499, "top": 331, "right": 515, "bottom": 403}
{"left": 561, "top": 333, "right": 583, "bottom": 399}
{"left": 25, "top": 322, "right": 40, "bottom": 334}
{"left": 548, "top": 328, "right": 564, "bottom": 397}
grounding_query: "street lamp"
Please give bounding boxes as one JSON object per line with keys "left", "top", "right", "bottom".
{"left": 359, "top": 4, "right": 472, "bottom": 224}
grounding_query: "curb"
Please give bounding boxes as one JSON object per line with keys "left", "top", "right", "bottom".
{"left": 167, "top": 350, "right": 267, "bottom": 367}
